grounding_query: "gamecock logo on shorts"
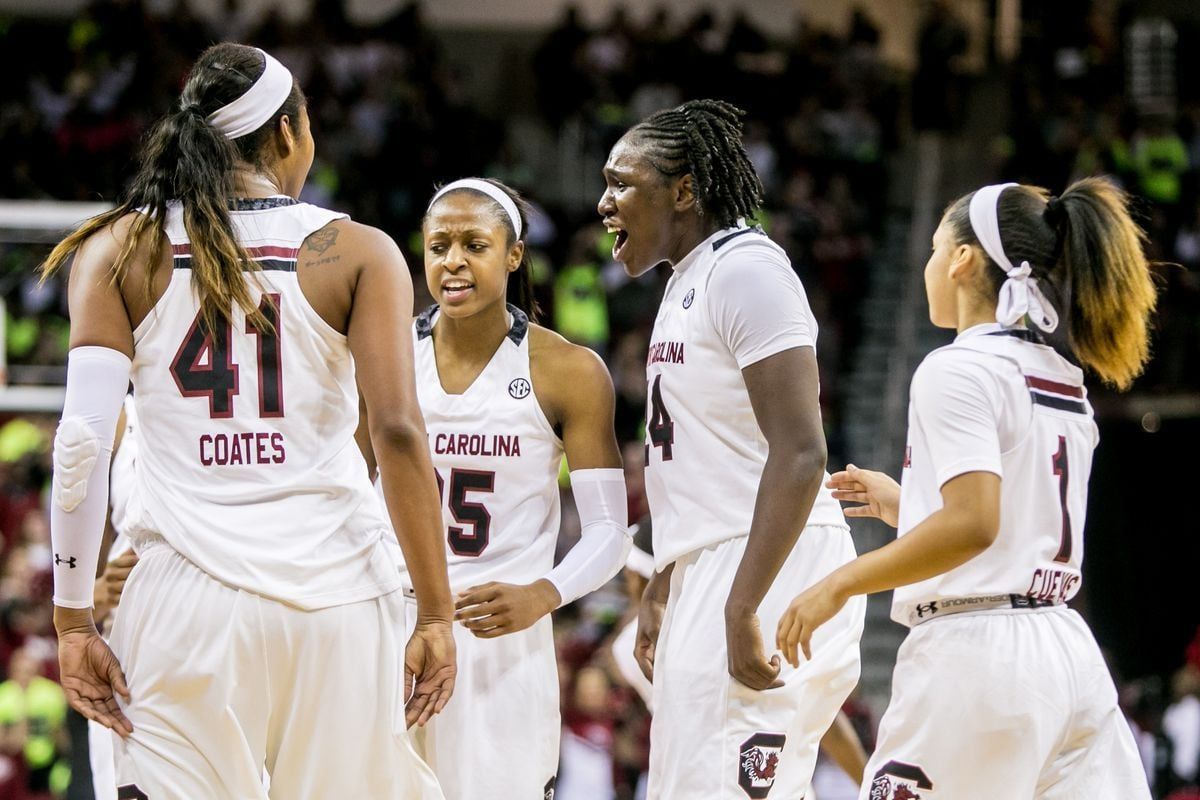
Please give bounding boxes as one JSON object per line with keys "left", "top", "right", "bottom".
{"left": 738, "top": 732, "right": 786, "bottom": 798}
{"left": 543, "top": 775, "right": 556, "bottom": 799}
{"left": 869, "top": 760, "right": 933, "bottom": 799}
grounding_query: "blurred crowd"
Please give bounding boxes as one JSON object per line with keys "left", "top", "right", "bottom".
{"left": 996, "top": 0, "right": 1200, "bottom": 394}
{"left": 0, "top": 0, "right": 902, "bottom": 461}
{"left": 0, "top": 0, "right": 1195, "bottom": 797}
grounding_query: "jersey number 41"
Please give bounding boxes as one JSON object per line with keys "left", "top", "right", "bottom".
{"left": 169, "top": 295, "right": 284, "bottom": 419}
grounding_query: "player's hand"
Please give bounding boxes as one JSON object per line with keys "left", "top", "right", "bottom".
{"left": 54, "top": 607, "right": 132, "bottom": 737}
{"left": 725, "top": 609, "right": 783, "bottom": 690}
{"left": 634, "top": 576, "right": 669, "bottom": 682}
{"left": 95, "top": 551, "right": 139, "bottom": 617}
{"left": 404, "top": 620, "right": 457, "bottom": 729}
{"left": 775, "top": 578, "right": 850, "bottom": 667}
{"left": 455, "top": 580, "right": 561, "bottom": 638}
{"left": 827, "top": 464, "right": 901, "bottom": 528}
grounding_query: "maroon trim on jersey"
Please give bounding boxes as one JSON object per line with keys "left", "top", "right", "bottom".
{"left": 171, "top": 243, "right": 300, "bottom": 260}
{"left": 1024, "top": 375, "right": 1083, "bottom": 398}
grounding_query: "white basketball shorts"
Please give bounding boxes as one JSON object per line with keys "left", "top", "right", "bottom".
{"left": 862, "top": 606, "right": 1150, "bottom": 800}
{"left": 648, "top": 525, "right": 865, "bottom": 799}
{"left": 403, "top": 593, "right": 560, "bottom": 800}
{"left": 88, "top": 719, "right": 116, "bottom": 800}
{"left": 107, "top": 539, "right": 443, "bottom": 800}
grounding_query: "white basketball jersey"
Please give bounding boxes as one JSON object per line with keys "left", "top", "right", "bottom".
{"left": 108, "top": 395, "right": 139, "bottom": 550}
{"left": 127, "top": 197, "right": 398, "bottom": 610}
{"left": 644, "top": 226, "right": 847, "bottom": 571}
{"left": 382, "top": 305, "right": 564, "bottom": 592}
{"left": 892, "top": 324, "right": 1098, "bottom": 625}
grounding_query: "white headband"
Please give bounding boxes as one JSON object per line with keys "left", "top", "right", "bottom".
{"left": 968, "top": 183, "right": 1059, "bottom": 333}
{"left": 205, "top": 49, "right": 294, "bottom": 140}
{"left": 429, "top": 179, "right": 523, "bottom": 240}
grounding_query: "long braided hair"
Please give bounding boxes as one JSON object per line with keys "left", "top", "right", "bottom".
{"left": 626, "top": 99, "right": 764, "bottom": 229}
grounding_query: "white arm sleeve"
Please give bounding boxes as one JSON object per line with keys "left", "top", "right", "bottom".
{"left": 51, "top": 346, "right": 131, "bottom": 609}
{"left": 706, "top": 247, "right": 818, "bottom": 369}
{"left": 545, "top": 468, "right": 631, "bottom": 607}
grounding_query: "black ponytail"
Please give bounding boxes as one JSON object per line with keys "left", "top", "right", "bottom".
{"left": 42, "top": 43, "right": 304, "bottom": 335}
{"left": 944, "top": 178, "right": 1156, "bottom": 388}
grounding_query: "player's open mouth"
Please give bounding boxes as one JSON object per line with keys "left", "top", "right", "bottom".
{"left": 441, "top": 280, "right": 474, "bottom": 302}
{"left": 606, "top": 223, "right": 630, "bottom": 261}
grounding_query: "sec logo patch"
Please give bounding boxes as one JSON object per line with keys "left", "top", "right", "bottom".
{"left": 683, "top": 288, "right": 695, "bottom": 309}
{"left": 508, "top": 378, "right": 531, "bottom": 399}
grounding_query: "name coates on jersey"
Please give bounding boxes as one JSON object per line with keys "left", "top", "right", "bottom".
{"left": 199, "top": 432, "right": 286, "bottom": 466}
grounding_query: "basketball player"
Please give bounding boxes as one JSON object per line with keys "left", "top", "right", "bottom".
{"left": 598, "top": 100, "right": 866, "bottom": 798}
{"left": 776, "top": 179, "right": 1156, "bottom": 798}
{"left": 360, "top": 177, "right": 631, "bottom": 799}
{"left": 41, "top": 44, "right": 452, "bottom": 798}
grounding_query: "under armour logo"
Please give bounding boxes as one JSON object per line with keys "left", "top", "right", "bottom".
{"left": 55, "top": 554, "right": 77, "bottom": 569}
{"left": 915, "top": 601, "right": 938, "bottom": 618}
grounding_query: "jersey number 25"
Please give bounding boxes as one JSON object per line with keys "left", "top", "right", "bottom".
{"left": 434, "top": 468, "right": 495, "bottom": 556}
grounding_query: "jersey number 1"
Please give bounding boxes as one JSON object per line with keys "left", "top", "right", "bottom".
{"left": 170, "top": 295, "right": 283, "bottom": 419}
{"left": 1052, "top": 435, "right": 1072, "bottom": 564}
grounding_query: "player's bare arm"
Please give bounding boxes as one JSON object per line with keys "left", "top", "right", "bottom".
{"left": 456, "top": 329, "right": 623, "bottom": 638}
{"left": 776, "top": 470, "right": 1000, "bottom": 665}
{"left": 635, "top": 562, "right": 672, "bottom": 682}
{"left": 305, "top": 218, "right": 457, "bottom": 726}
{"left": 819, "top": 710, "right": 869, "bottom": 784}
{"left": 724, "top": 345, "right": 828, "bottom": 690}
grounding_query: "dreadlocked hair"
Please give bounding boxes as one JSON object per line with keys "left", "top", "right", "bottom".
{"left": 40, "top": 43, "right": 304, "bottom": 335}
{"left": 627, "top": 99, "right": 764, "bottom": 229}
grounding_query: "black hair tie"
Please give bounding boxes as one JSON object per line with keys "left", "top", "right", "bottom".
{"left": 1044, "top": 195, "right": 1067, "bottom": 228}
{"left": 180, "top": 102, "right": 205, "bottom": 118}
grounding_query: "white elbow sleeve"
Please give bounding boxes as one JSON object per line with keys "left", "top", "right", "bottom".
{"left": 545, "top": 468, "right": 631, "bottom": 607}
{"left": 51, "top": 346, "right": 131, "bottom": 609}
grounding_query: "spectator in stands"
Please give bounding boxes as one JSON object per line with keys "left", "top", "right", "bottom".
{"left": 1165, "top": 632, "right": 1200, "bottom": 787}
{"left": 0, "top": 647, "right": 68, "bottom": 799}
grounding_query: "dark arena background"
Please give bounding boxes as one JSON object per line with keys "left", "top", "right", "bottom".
{"left": 0, "top": 0, "right": 1196, "bottom": 797}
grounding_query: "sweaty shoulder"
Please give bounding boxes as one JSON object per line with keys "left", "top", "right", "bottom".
{"left": 297, "top": 218, "right": 400, "bottom": 269}
{"left": 296, "top": 219, "right": 407, "bottom": 335}
{"left": 528, "top": 324, "right": 614, "bottom": 428}
{"left": 84, "top": 212, "right": 172, "bottom": 328}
